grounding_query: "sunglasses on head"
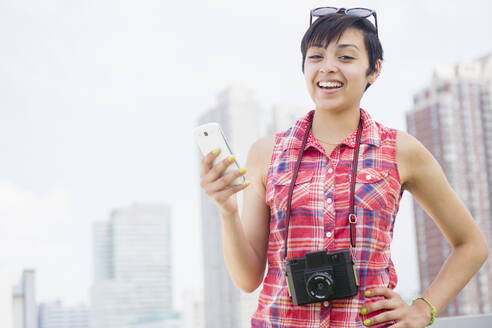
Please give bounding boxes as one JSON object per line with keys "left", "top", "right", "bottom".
{"left": 310, "top": 7, "right": 378, "bottom": 37}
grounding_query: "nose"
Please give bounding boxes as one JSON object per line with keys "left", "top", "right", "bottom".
{"left": 320, "top": 58, "right": 339, "bottom": 74}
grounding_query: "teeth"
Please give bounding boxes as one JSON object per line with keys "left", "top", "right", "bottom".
{"left": 318, "top": 81, "right": 343, "bottom": 88}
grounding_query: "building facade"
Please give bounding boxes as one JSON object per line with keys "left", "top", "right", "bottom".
{"left": 38, "top": 301, "right": 89, "bottom": 328}
{"left": 12, "top": 269, "right": 37, "bottom": 328}
{"left": 90, "top": 203, "right": 174, "bottom": 327}
{"left": 407, "top": 53, "right": 492, "bottom": 315}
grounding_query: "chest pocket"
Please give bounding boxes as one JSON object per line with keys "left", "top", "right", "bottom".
{"left": 270, "top": 170, "right": 313, "bottom": 211}
{"left": 354, "top": 167, "right": 391, "bottom": 211}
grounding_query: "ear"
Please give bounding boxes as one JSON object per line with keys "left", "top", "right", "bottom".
{"left": 367, "top": 59, "right": 382, "bottom": 84}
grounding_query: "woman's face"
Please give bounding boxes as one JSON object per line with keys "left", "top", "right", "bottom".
{"left": 304, "top": 27, "right": 381, "bottom": 113}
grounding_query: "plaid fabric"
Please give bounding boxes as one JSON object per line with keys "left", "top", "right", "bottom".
{"left": 251, "top": 109, "right": 404, "bottom": 328}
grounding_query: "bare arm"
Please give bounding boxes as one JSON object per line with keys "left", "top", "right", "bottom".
{"left": 221, "top": 136, "right": 273, "bottom": 292}
{"left": 400, "top": 131, "right": 489, "bottom": 314}
{"left": 362, "top": 131, "right": 489, "bottom": 327}
{"left": 200, "top": 136, "right": 274, "bottom": 293}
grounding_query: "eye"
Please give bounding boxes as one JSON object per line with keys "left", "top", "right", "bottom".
{"left": 340, "top": 56, "right": 354, "bottom": 60}
{"left": 308, "top": 55, "right": 322, "bottom": 59}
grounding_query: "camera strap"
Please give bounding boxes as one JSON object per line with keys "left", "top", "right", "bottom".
{"left": 283, "top": 111, "right": 363, "bottom": 261}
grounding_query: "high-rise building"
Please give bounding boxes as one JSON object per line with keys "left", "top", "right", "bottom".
{"left": 407, "top": 53, "right": 492, "bottom": 316}
{"left": 38, "top": 301, "right": 89, "bottom": 328}
{"left": 12, "top": 269, "right": 37, "bottom": 328}
{"left": 197, "top": 86, "right": 262, "bottom": 328}
{"left": 90, "top": 203, "right": 174, "bottom": 328}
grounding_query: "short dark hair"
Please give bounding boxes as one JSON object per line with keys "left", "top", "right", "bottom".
{"left": 300, "top": 13, "right": 383, "bottom": 91}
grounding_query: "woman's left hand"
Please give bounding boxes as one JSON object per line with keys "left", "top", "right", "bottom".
{"left": 361, "top": 287, "right": 432, "bottom": 327}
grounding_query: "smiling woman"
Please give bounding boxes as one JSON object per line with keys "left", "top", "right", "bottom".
{"left": 197, "top": 6, "right": 489, "bottom": 328}
{"left": 301, "top": 12, "right": 383, "bottom": 92}
{"left": 303, "top": 28, "right": 379, "bottom": 117}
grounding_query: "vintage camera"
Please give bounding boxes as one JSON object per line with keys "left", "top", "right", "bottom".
{"left": 285, "top": 249, "right": 359, "bottom": 305}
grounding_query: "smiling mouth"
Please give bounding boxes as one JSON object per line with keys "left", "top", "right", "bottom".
{"left": 317, "top": 81, "right": 344, "bottom": 89}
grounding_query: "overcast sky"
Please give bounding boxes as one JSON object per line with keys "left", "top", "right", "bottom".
{"left": 1, "top": 0, "right": 491, "bottom": 326}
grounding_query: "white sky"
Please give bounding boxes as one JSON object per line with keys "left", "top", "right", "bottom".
{"left": 1, "top": 0, "right": 491, "bottom": 326}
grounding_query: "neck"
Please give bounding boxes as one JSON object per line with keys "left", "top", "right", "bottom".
{"left": 311, "top": 106, "right": 361, "bottom": 144}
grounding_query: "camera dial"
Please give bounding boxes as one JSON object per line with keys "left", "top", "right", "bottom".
{"left": 305, "top": 272, "right": 335, "bottom": 300}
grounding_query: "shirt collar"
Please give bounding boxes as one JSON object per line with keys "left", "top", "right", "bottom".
{"left": 281, "top": 108, "right": 381, "bottom": 152}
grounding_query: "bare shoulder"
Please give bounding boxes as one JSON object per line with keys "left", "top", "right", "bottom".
{"left": 395, "top": 130, "right": 487, "bottom": 250}
{"left": 395, "top": 130, "right": 413, "bottom": 190}
{"left": 249, "top": 135, "right": 276, "bottom": 156}
{"left": 245, "top": 135, "right": 276, "bottom": 188}
{"left": 395, "top": 130, "right": 436, "bottom": 192}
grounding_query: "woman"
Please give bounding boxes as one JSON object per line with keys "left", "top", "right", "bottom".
{"left": 199, "top": 8, "right": 489, "bottom": 328}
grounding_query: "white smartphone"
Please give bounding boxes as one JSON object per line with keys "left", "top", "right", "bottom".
{"left": 194, "top": 122, "right": 245, "bottom": 185}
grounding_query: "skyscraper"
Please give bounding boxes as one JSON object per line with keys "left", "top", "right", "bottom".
{"left": 407, "top": 53, "right": 492, "bottom": 316}
{"left": 198, "top": 86, "right": 262, "bottom": 328}
{"left": 90, "top": 203, "right": 174, "bottom": 328}
{"left": 38, "top": 301, "right": 89, "bottom": 328}
{"left": 12, "top": 269, "right": 37, "bottom": 328}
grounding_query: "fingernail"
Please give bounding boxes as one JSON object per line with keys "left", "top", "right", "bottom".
{"left": 360, "top": 308, "right": 367, "bottom": 315}
{"left": 240, "top": 168, "right": 247, "bottom": 174}
{"left": 212, "top": 148, "right": 220, "bottom": 155}
{"left": 228, "top": 155, "right": 235, "bottom": 162}
{"left": 245, "top": 181, "right": 251, "bottom": 186}
{"left": 363, "top": 319, "right": 371, "bottom": 326}
{"left": 365, "top": 290, "right": 371, "bottom": 297}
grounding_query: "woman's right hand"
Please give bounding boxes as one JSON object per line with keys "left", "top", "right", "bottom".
{"left": 200, "top": 149, "right": 250, "bottom": 217}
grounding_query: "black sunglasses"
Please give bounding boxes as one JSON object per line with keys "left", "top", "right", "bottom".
{"left": 310, "top": 7, "right": 378, "bottom": 37}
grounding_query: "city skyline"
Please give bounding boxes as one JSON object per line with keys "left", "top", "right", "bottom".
{"left": 5, "top": 59, "right": 492, "bottom": 327}
{"left": 2, "top": 0, "right": 492, "bottom": 327}
{"left": 90, "top": 203, "right": 173, "bottom": 327}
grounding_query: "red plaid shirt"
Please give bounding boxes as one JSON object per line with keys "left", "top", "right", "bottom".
{"left": 251, "top": 109, "right": 404, "bottom": 328}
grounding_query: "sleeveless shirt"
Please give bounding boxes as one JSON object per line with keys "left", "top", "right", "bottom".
{"left": 251, "top": 108, "right": 404, "bottom": 328}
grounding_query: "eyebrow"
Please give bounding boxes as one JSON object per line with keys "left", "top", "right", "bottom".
{"left": 310, "top": 43, "right": 361, "bottom": 51}
{"left": 338, "top": 44, "right": 361, "bottom": 51}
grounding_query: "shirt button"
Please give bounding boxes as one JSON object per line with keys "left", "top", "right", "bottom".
{"left": 366, "top": 174, "right": 372, "bottom": 180}
{"left": 327, "top": 198, "right": 332, "bottom": 204}
{"left": 328, "top": 168, "right": 333, "bottom": 174}
{"left": 323, "top": 301, "right": 330, "bottom": 307}
{"left": 326, "top": 231, "right": 332, "bottom": 238}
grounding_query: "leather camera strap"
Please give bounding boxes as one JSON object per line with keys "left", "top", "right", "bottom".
{"left": 283, "top": 111, "right": 363, "bottom": 261}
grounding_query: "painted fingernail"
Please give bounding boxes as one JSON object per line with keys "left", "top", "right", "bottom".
{"left": 212, "top": 149, "right": 220, "bottom": 155}
{"left": 360, "top": 308, "right": 367, "bottom": 315}
{"left": 365, "top": 290, "right": 371, "bottom": 297}
{"left": 228, "top": 155, "right": 235, "bottom": 162}
{"left": 363, "top": 319, "right": 371, "bottom": 326}
{"left": 240, "top": 168, "right": 247, "bottom": 174}
{"left": 245, "top": 181, "right": 251, "bottom": 186}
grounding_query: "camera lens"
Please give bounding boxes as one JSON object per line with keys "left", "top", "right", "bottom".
{"left": 306, "top": 273, "right": 334, "bottom": 300}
